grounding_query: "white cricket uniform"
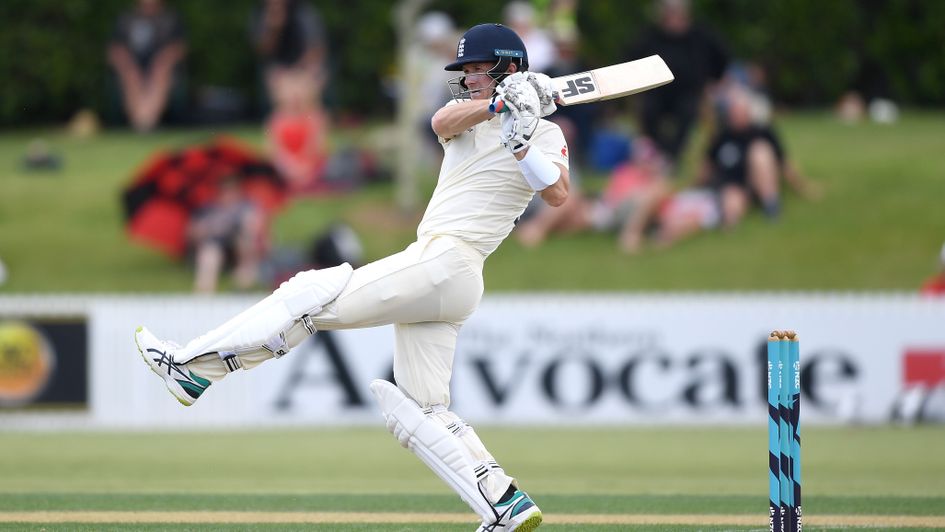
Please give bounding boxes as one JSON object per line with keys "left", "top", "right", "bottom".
{"left": 310, "top": 113, "right": 568, "bottom": 407}
{"left": 179, "top": 105, "right": 569, "bottom": 509}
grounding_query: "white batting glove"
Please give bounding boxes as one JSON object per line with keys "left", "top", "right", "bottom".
{"left": 496, "top": 76, "right": 540, "bottom": 117}
{"left": 526, "top": 72, "right": 557, "bottom": 117}
{"left": 495, "top": 79, "right": 540, "bottom": 153}
{"left": 499, "top": 109, "right": 535, "bottom": 153}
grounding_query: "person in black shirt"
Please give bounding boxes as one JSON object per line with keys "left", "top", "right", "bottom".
{"left": 107, "top": 0, "right": 188, "bottom": 132}
{"left": 627, "top": 0, "right": 728, "bottom": 166}
{"left": 249, "top": 0, "right": 327, "bottom": 110}
{"left": 700, "top": 87, "right": 820, "bottom": 227}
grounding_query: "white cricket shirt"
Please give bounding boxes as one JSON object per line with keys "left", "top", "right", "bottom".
{"left": 417, "top": 114, "right": 569, "bottom": 257}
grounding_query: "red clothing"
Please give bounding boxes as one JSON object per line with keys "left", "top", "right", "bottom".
{"left": 268, "top": 110, "right": 327, "bottom": 193}
{"left": 602, "top": 163, "right": 658, "bottom": 208}
{"left": 921, "top": 273, "right": 945, "bottom": 296}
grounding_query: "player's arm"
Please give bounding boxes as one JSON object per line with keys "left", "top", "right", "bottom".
{"left": 513, "top": 147, "right": 569, "bottom": 206}
{"left": 540, "top": 163, "right": 569, "bottom": 206}
{"left": 497, "top": 79, "right": 570, "bottom": 205}
{"left": 431, "top": 99, "right": 494, "bottom": 139}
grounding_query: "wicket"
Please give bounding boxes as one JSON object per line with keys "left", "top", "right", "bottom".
{"left": 767, "top": 330, "right": 802, "bottom": 532}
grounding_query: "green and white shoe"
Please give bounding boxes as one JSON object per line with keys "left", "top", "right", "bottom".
{"left": 476, "top": 489, "right": 542, "bottom": 532}
{"left": 135, "top": 326, "right": 210, "bottom": 406}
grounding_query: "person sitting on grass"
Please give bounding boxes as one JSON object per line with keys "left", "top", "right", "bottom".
{"left": 107, "top": 0, "right": 187, "bottom": 133}
{"left": 265, "top": 69, "right": 329, "bottom": 194}
{"left": 187, "top": 176, "right": 267, "bottom": 294}
{"left": 516, "top": 136, "right": 708, "bottom": 254}
{"left": 697, "top": 86, "right": 821, "bottom": 228}
{"left": 587, "top": 137, "right": 720, "bottom": 254}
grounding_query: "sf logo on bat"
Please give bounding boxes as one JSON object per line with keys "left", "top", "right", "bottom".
{"left": 560, "top": 75, "right": 596, "bottom": 98}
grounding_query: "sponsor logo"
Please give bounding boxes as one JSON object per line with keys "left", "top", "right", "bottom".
{"left": 560, "top": 75, "right": 596, "bottom": 98}
{"left": 561, "top": 145, "right": 568, "bottom": 157}
{"left": 457, "top": 38, "right": 465, "bottom": 58}
{"left": 0, "top": 321, "right": 56, "bottom": 407}
{"left": 273, "top": 327, "right": 861, "bottom": 417}
{"left": 494, "top": 48, "right": 524, "bottom": 58}
{"left": 902, "top": 349, "right": 945, "bottom": 386}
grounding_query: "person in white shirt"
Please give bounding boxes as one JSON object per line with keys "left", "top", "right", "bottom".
{"left": 135, "top": 22, "right": 568, "bottom": 532}
{"left": 503, "top": 1, "right": 556, "bottom": 73}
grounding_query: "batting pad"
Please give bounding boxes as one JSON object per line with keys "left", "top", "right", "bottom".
{"left": 370, "top": 379, "right": 496, "bottom": 521}
{"left": 175, "top": 263, "right": 353, "bottom": 365}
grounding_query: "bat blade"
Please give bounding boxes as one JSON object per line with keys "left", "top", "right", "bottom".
{"left": 552, "top": 55, "right": 674, "bottom": 106}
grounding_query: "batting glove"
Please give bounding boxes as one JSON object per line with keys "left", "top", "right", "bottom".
{"left": 495, "top": 80, "right": 540, "bottom": 153}
{"left": 526, "top": 72, "right": 557, "bottom": 117}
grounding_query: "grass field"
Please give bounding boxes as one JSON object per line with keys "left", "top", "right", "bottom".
{"left": 2, "top": 112, "right": 945, "bottom": 292}
{"left": 1, "top": 427, "right": 944, "bottom": 531}
{"left": 4, "top": 114, "right": 943, "bottom": 530}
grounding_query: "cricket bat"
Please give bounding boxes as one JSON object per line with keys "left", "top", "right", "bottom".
{"left": 552, "top": 55, "right": 674, "bottom": 105}
{"left": 489, "top": 55, "right": 673, "bottom": 113}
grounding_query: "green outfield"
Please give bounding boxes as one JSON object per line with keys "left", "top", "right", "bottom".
{"left": 1, "top": 427, "right": 944, "bottom": 530}
{"left": 2, "top": 112, "right": 945, "bottom": 292}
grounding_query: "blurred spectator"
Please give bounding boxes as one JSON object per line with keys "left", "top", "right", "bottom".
{"left": 545, "top": 27, "right": 599, "bottom": 166}
{"left": 249, "top": 0, "right": 328, "bottom": 113}
{"left": 107, "top": 0, "right": 188, "bottom": 132}
{"left": 546, "top": 0, "right": 579, "bottom": 44}
{"left": 587, "top": 137, "right": 672, "bottom": 253}
{"left": 187, "top": 176, "right": 268, "bottom": 293}
{"left": 262, "top": 222, "right": 364, "bottom": 289}
{"left": 588, "top": 137, "right": 720, "bottom": 254}
{"left": 503, "top": 1, "right": 556, "bottom": 73}
{"left": 697, "top": 86, "right": 820, "bottom": 228}
{"left": 411, "top": 12, "right": 458, "bottom": 157}
{"left": 309, "top": 223, "right": 365, "bottom": 271}
{"left": 714, "top": 61, "right": 772, "bottom": 126}
{"left": 835, "top": 92, "right": 866, "bottom": 124}
{"left": 266, "top": 69, "right": 329, "bottom": 193}
{"left": 415, "top": 12, "right": 457, "bottom": 116}
{"left": 626, "top": 0, "right": 729, "bottom": 166}
{"left": 837, "top": 57, "right": 900, "bottom": 125}
{"left": 606, "top": 182, "right": 722, "bottom": 255}
{"left": 517, "top": 135, "right": 672, "bottom": 253}
{"left": 920, "top": 242, "right": 945, "bottom": 296}
{"left": 517, "top": 136, "right": 720, "bottom": 254}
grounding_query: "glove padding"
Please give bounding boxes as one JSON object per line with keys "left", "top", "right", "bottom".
{"left": 495, "top": 76, "right": 540, "bottom": 153}
{"left": 526, "top": 72, "right": 557, "bottom": 117}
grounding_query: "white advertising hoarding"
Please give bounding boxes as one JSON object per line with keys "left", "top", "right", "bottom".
{"left": 1, "top": 294, "right": 943, "bottom": 428}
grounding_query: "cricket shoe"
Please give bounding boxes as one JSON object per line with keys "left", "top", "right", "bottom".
{"left": 135, "top": 326, "right": 210, "bottom": 406}
{"left": 476, "top": 489, "right": 542, "bottom": 532}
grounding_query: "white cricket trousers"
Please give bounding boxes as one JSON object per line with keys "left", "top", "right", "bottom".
{"left": 192, "top": 235, "right": 484, "bottom": 407}
{"left": 314, "top": 234, "right": 484, "bottom": 406}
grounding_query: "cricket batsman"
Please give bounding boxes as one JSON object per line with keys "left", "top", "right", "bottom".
{"left": 136, "top": 23, "right": 568, "bottom": 532}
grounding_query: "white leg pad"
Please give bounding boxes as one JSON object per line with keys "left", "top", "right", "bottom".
{"left": 370, "top": 379, "right": 498, "bottom": 522}
{"left": 427, "top": 407, "right": 514, "bottom": 504}
{"left": 175, "top": 263, "right": 353, "bottom": 365}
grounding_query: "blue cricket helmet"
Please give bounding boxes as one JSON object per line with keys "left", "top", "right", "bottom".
{"left": 444, "top": 23, "right": 529, "bottom": 72}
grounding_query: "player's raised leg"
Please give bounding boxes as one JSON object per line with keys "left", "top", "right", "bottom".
{"left": 135, "top": 263, "right": 353, "bottom": 405}
{"left": 136, "top": 235, "right": 480, "bottom": 406}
